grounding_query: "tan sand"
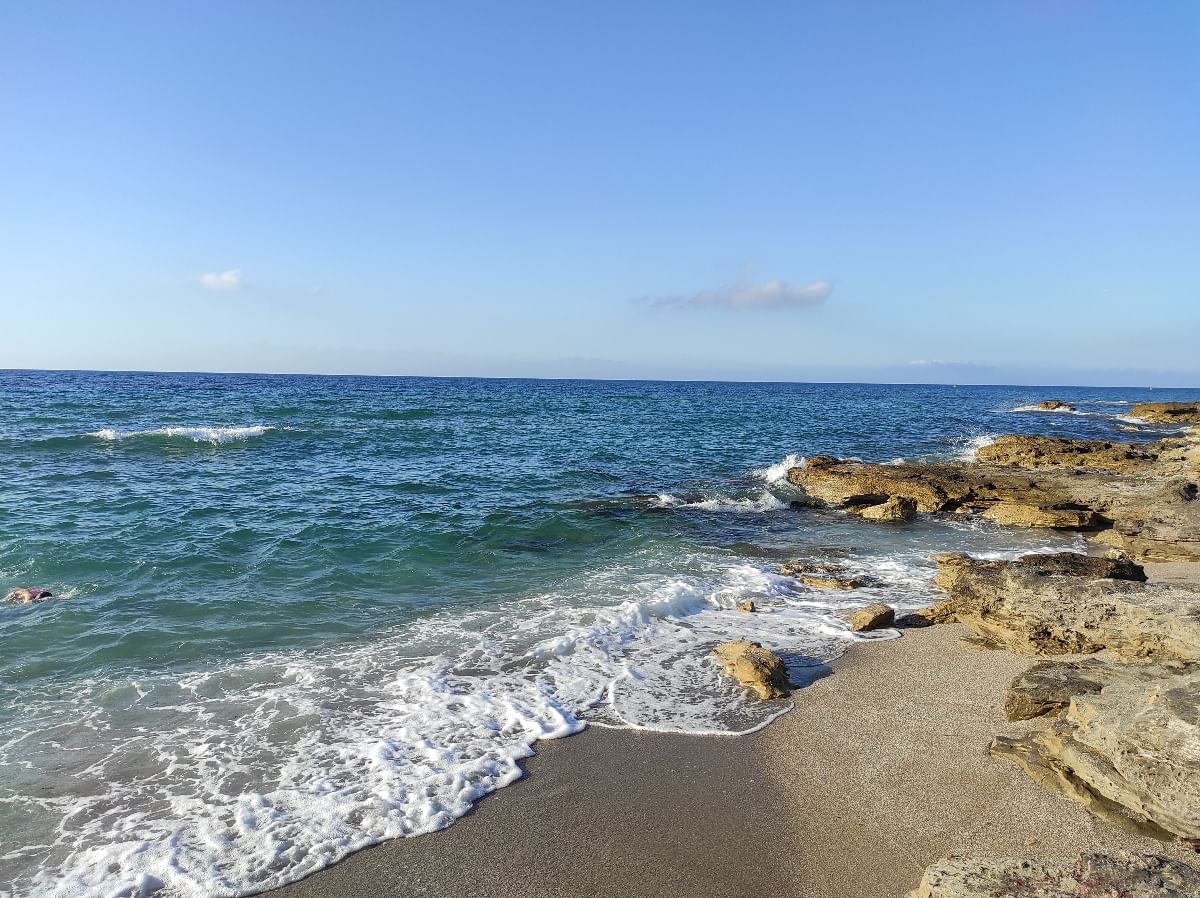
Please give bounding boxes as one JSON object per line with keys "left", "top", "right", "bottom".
{"left": 265, "top": 624, "right": 1193, "bottom": 898}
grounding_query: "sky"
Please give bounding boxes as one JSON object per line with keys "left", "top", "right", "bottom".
{"left": 1, "top": 2, "right": 1197, "bottom": 385}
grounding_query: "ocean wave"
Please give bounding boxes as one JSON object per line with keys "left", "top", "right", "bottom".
{"left": 86, "top": 425, "right": 275, "bottom": 445}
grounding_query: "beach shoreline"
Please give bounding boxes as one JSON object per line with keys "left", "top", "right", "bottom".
{"left": 265, "top": 614, "right": 1195, "bottom": 898}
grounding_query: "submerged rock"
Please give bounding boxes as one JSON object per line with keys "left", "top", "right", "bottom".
{"left": 932, "top": 553, "right": 1200, "bottom": 661}
{"left": 847, "top": 603, "right": 894, "bottom": 632}
{"left": 779, "top": 560, "right": 869, "bottom": 589}
{"left": 779, "top": 559, "right": 847, "bottom": 577}
{"left": 800, "top": 574, "right": 867, "bottom": 590}
{"left": 710, "top": 640, "right": 792, "bottom": 700}
{"left": 854, "top": 495, "right": 917, "bottom": 523}
{"left": 908, "top": 851, "right": 1200, "bottom": 898}
{"left": 5, "top": 587, "right": 53, "bottom": 604}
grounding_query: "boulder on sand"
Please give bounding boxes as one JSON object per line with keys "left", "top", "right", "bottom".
{"left": 711, "top": 640, "right": 792, "bottom": 700}
{"left": 847, "top": 603, "right": 894, "bottom": 632}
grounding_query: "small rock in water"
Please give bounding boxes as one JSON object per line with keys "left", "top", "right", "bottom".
{"left": 1036, "top": 399, "right": 1074, "bottom": 411}
{"left": 848, "top": 603, "right": 895, "bottom": 632}
{"left": 5, "top": 587, "right": 53, "bottom": 604}
{"left": 711, "top": 639, "right": 791, "bottom": 700}
{"left": 855, "top": 495, "right": 917, "bottom": 523}
{"left": 736, "top": 600, "right": 756, "bottom": 612}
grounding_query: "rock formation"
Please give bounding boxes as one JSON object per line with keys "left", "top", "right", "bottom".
{"left": 908, "top": 851, "right": 1200, "bottom": 898}
{"left": 931, "top": 553, "right": 1198, "bottom": 660}
{"left": 710, "top": 640, "right": 792, "bottom": 700}
{"left": 785, "top": 426, "right": 1200, "bottom": 561}
{"left": 992, "top": 661, "right": 1200, "bottom": 842}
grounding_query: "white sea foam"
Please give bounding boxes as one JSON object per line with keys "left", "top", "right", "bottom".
{"left": 752, "top": 452, "right": 806, "bottom": 484}
{"left": 2, "top": 557, "right": 866, "bottom": 898}
{"left": 652, "top": 454, "right": 806, "bottom": 514}
{"left": 951, "top": 433, "right": 996, "bottom": 461}
{"left": 86, "top": 425, "right": 274, "bottom": 444}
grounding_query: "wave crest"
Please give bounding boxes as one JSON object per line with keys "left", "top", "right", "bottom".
{"left": 87, "top": 425, "right": 274, "bottom": 445}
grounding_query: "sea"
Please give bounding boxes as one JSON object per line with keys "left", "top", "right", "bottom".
{"left": 1, "top": 372, "right": 1195, "bottom": 898}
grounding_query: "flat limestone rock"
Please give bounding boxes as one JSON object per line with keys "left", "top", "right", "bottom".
{"left": 992, "top": 665, "right": 1200, "bottom": 842}
{"left": 847, "top": 603, "right": 894, "bottom": 632}
{"left": 1003, "top": 657, "right": 1117, "bottom": 721}
{"left": 908, "top": 851, "right": 1200, "bottom": 898}
{"left": 976, "top": 434, "right": 1160, "bottom": 472}
{"left": 982, "top": 502, "right": 1107, "bottom": 530}
{"left": 1129, "top": 402, "right": 1200, "bottom": 425}
{"left": 710, "top": 640, "right": 791, "bottom": 700}
{"left": 932, "top": 553, "right": 1200, "bottom": 661}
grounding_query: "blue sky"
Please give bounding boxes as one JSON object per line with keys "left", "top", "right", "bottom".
{"left": 2, "top": 2, "right": 1197, "bottom": 385}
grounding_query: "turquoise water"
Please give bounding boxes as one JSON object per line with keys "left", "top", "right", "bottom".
{"left": 1, "top": 372, "right": 1194, "bottom": 897}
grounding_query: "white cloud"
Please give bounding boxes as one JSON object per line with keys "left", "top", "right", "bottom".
{"left": 199, "top": 269, "right": 242, "bottom": 290}
{"left": 646, "top": 278, "right": 832, "bottom": 310}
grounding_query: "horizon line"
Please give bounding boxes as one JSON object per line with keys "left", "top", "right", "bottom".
{"left": 1, "top": 367, "right": 1197, "bottom": 392}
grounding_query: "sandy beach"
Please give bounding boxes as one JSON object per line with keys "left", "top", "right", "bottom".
{"left": 267, "top": 614, "right": 1194, "bottom": 898}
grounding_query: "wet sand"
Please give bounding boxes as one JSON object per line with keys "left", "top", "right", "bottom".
{"left": 266, "top": 623, "right": 1190, "bottom": 898}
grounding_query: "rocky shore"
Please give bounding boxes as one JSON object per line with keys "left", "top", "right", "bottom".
{"left": 779, "top": 401, "right": 1200, "bottom": 895}
{"left": 262, "top": 401, "right": 1200, "bottom": 898}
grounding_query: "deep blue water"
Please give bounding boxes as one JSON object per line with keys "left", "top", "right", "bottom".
{"left": 1, "top": 372, "right": 1195, "bottom": 898}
